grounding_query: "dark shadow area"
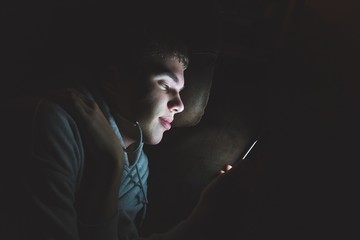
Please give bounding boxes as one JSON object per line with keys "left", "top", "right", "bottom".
{"left": 1, "top": 0, "right": 357, "bottom": 239}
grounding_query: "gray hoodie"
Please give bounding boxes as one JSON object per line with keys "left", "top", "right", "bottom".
{"left": 0, "top": 84, "right": 149, "bottom": 240}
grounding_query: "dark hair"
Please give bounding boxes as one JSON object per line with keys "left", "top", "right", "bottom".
{"left": 91, "top": 29, "right": 189, "bottom": 95}
{"left": 134, "top": 33, "right": 189, "bottom": 70}
{"left": 112, "top": 30, "right": 189, "bottom": 77}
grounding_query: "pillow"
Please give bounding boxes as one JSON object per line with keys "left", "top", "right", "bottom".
{"left": 173, "top": 49, "right": 218, "bottom": 127}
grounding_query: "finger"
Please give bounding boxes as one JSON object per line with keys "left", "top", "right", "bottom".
{"left": 45, "top": 88, "right": 91, "bottom": 120}
{"left": 66, "top": 88, "right": 96, "bottom": 110}
{"left": 61, "top": 89, "right": 92, "bottom": 118}
{"left": 218, "top": 160, "right": 259, "bottom": 186}
{"left": 226, "top": 164, "right": 233, "bottom": 171}
{"left": 46, "top": 88, "right": 91, "bottom": 107}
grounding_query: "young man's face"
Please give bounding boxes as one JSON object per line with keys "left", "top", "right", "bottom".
{"left": 135, "top": 57, "right": 185, "bottom": 145}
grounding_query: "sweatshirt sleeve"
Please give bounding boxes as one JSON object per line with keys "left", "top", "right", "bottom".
{"left": 23, "top": 99, "right": 84, "bottom": 239}
{"left": 1, "top": 97, "right": 193, "bottom": 240}
{"left": 4, "top": 98, "right": 119, "bottom": 240}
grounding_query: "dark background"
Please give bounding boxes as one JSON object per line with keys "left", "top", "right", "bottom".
{"left": 1, "top": 0, "right": 358, "bottom": 238}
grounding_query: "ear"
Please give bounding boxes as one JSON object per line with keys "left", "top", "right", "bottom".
{"left": 173, "top": 49, "right": 218, "bottom": 127}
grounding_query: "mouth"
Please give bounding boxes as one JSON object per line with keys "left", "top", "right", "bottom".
{"left": 159, "top": 117, "right": 173, "bottom": 131}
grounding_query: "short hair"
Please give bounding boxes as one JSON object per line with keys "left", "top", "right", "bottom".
{"left": 118, "top": 31, "right": 189, "bottom": 76}
{"left": 87, "top": 19, "right": 190, "bottom": 81}
{"left": 135, "top": 33, "right": 189, "bottom": 70}
{"left": 94, "top": 30, "right": 189, "bottom": 90}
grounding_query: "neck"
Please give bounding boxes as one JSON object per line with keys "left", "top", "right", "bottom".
{"left": 113, "top": 112, "right": 140, "bottom": 149}
{"left": 100, "top": 81, "right": 141, "bottom": 149}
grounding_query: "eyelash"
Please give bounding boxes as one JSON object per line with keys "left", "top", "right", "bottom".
{"left": 159, "top": 81, "right": 170, "bottom": 91}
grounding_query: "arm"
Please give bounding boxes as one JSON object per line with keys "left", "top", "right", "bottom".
{"left": 3, "top": 95, "right": 124, "bottom": 240}
{"left": 43, "top": 89, "right": 127, "bottom": 239}
{"left": 141, "top": 159, "right": 264, "bottom": 240}
{"left": 3, "top": 97, "right": 85, "bottom": 240}
{"left": 63, "top": 89, "right": 263, "bottom": 240}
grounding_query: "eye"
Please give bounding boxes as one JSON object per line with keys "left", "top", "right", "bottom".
{"left": 159, "top": 81, "right": 170, "bottom": 91}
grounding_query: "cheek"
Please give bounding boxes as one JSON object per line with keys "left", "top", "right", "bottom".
{"left": 139, "top": 88, "right": 165, "bottom": 110}
{"left": 136, "top": 93, "right": 161, "bottom": 119}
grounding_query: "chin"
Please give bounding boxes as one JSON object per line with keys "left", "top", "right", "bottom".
{"left": 144, "top": 134, "right": 163, "bottom": 145}
{"left": 145, "top": 139, "right": 162, "bottom": 145}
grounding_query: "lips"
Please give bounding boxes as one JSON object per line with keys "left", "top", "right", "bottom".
{"left": 159, "top": 117, "right": 173, "bottom": 130}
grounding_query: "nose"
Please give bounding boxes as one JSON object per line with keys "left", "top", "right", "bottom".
{"left": 168, "top": 93, "right": 184, "bottom": 113}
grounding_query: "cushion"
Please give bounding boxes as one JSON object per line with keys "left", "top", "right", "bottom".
{"left": 173, "top": 49, "right": 218, "bottom": 127}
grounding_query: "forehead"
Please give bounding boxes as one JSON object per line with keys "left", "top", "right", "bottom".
{"left": 147, "top": 57, "right": 185, "bottom": 85}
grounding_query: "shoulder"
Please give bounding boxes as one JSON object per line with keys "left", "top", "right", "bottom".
{"left": 33, "top": 97, "right": 76, "bottom": 131}
{"left": 3, "top": 94, "right": 76, "bottom": 132}
{"left": 17, "top": 95, "right": 85, "bottom": 181}
{"left": 1, "top": 94, "right": 85, "bottom": 186}
{"left": 31, "top": 97, "right": 85, "bottom": 171}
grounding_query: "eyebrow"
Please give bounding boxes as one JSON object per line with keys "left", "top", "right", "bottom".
{"left": 157, "top": 72, "right": 179, "bottom": 83}
{"left": 155, "top": 72, "right": 185, "bottom": 90}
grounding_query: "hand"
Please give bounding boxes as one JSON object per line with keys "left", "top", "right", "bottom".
{"left": 47, "top": 88, "right": 125, "bottom": 223}
{"left": 48, "top": 88, "right": 125, "bottom": 168}
{"left": 186, "top": 158, "right": 265, "bottom": 238}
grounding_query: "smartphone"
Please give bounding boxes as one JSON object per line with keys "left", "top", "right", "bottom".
{"left": 241, "top": 138, "right": 260, "bottom": 161}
